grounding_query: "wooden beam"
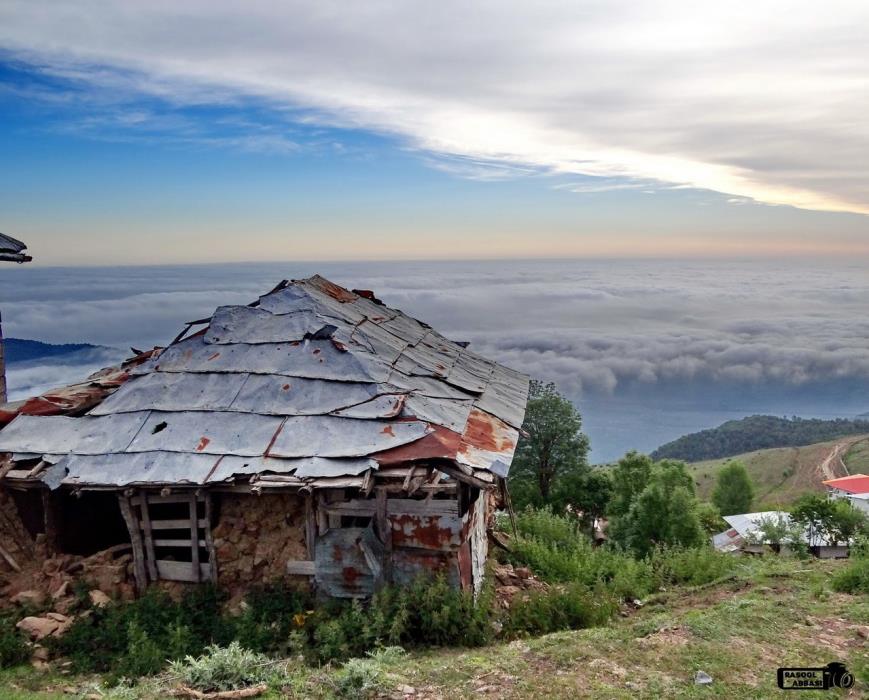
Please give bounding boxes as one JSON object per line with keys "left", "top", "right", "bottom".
{"left": 286, "top": 560, "right": 316, "bottom": 576}
{"left": 189, "top": 493, "right": 201, "bottom": 583}
{"left": 156, "top": 560, "right": 210, "bottom": 583}
{"left": 203, "top": 493, "right": 217, "bottom": 584}
{"left": 118, "top": 495, "right": 148, "bottom": 594}
{"left": 304, "top": 492, "right": 316, "bottom": 558}
{"left": 139, "top": 492, "right": 158, "bottom": 582}
{"left": 130, "top": 493, "right": 205, "bottom": 506}
{"left": 148, "top": 518, "right": 209, "bottom": 530}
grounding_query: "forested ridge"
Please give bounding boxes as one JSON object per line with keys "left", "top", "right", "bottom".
{"left": 652, "top": 414, "right": 869, "bottom": 462}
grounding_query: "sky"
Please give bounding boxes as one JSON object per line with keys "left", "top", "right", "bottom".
{"left": 1, "top": 2, "right": 868, "bottom": 264}
{"left": 3, "top": 258, "right": 869, "bottom": 461}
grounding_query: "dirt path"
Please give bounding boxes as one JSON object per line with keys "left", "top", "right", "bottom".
{"left": 817, "top": 441, "right": 850, "bottom": 481}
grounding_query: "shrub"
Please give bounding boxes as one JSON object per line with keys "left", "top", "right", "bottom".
{"left": 832, "top": 557, "right": 869, "bottom": 594}
{"left": 332, "top": 646, "right": 405, "bottom": 699}
{"left": 0, "top": 613, "right": 28, "bottom": 669}
{"left": 169, "top": 641, "right": 286, "bottom": 692}
{"left": 502, "top": 584, "right": 617, "bottom": 637}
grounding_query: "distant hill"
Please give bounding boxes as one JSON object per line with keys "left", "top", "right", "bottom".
{"left": 651, "top": 415, "right": 869, "bottom": 462}
{"left": 690, "top": 434, "right": 869, "bottom": 508}
{"left": 3, "top": 338, "right": 103, "bottom": 364}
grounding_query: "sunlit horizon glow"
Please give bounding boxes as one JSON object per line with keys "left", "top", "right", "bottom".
{"left": 1, "top": 1, "right": 868, "bottom": 264}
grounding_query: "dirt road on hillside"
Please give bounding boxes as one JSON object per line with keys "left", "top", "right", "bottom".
{"left": 817, "top": 442, "right": 850, "bottom": 481}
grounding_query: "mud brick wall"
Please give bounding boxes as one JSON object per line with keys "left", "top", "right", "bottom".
{"left": 212, "top": 492, "right": 308, "bottom": 591}
{"left": 0, "top": 487, "right": 34, "bottom": 578}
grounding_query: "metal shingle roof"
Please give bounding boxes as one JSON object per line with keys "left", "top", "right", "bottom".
{"left": 0, "top": 275, "right": 530, "bottom": 487}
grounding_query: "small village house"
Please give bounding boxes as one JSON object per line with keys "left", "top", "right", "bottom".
{"left": 823, "top": 474, "right": 869, "bottom": 515}
{"left": 0, "top": 276, "right": 529, "bottom": 601}
{"left": 0, "top": 233, "right": 32, "bottom": 404}
{"left": 712, "top": 510, "right": 850, "bottom": 559}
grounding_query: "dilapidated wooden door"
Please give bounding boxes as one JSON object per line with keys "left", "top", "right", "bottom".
{"left": 119, "top": 491, "right": 216, "bottom": 590}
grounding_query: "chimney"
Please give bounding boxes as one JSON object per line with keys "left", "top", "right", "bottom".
{"left": 0, "top": 233, "right": 32, "bottom": 403}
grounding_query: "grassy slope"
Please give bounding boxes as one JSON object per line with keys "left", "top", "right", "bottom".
{"left": 689, "top": 435, "right": 869, "bottom": 509}
{"left": 2, "top": 558, "right": 867, "bottom": 699}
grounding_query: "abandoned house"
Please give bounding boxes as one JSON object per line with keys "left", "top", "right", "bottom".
{"left": 0, "top": 275, "right": 529, "bottom": 601}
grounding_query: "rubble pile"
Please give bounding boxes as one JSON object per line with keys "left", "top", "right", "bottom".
{"left": 491, "top": 562, "right": 547, "bottom": 607}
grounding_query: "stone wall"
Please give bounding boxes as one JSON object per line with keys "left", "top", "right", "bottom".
{"left": 212, "top": 492, "right": 309, "bottom": 594}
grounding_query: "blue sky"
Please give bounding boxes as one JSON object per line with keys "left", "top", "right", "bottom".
{"left": 1, "top": 2, "right": 868, "bottom": 264}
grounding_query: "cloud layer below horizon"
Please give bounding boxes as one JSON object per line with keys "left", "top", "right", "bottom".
{"left": 2, "top": 1, "right": 869, "bottom": 215}
{"left": 4, "top": 258, "right": 869, "bottom": 396}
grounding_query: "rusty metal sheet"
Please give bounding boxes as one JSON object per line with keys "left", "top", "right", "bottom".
{"left": 378, "top": 314, "right": 429, "bottom": 345}
{"left": 269, "top": 415, "right": 430, "bottom": 458}
{"left": 314, "top": 527, "right": 378, "bottom": 598}
{"left": 0, "top": 413, "right": 149, "bottom": 455}
{"left": 351, "top": 320, "right": 408, "bottom": 364}
{"left": 45, "top": 451, "right": 220, "bottom": 488}
{"left": 231, "top": 375, "right": 383, "bottom": 415}
{"left": 474, "top": 365, "right": 530, "bottom": 429}
{"left": 140, "top": 336, "right": 389, "bottom": 382}
{"left": 331, "top": 394, "right": 406, "bottom": 419}
{"left": 391, "top": 549, "right": 460, "bottom": 588}
{"left": 206, "top": 455, "right": 376, "bottom": 481}
{"left": 89, "top": 372, "right": 248, "bottom": 415}
{"left": 443, "top": 350, "right": 495, "bottom": 394}
{"left": 390, "top": 513, "right": 463, "bottom": 551}
{"left": 386, "top": 370, "right": 475, "bottom": 400}
{"left": 204, "top": 306, "right": 340, "bottom": 344}
{"left": 127, "top": 411, "right": 284, "bottom": 456}
{"left": 403, "top": 394, "right": 472, "bottom": 433}
{"left": 257, "top": 285, "right": 315, "bottom": 314}
{"left": 456, "top": 408, "right": 519, "bottom": 474}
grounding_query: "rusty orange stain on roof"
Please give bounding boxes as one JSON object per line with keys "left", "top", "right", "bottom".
{"left": 206, "top": 352, "right": 221, "bottom": 361}
{"left": 195, "top": 436, "right": 211, "bottom": 451}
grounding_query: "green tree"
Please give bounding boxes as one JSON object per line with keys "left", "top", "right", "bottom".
{"left": 827, "top": 499, "right": 868, "bottom": 545}
{"left": 609, "top": 455, "right": 704, "bottom": 556}
{"left": 608, "top": 451, "right": 654, "bottom": 517}
{"left": 696, "top": 501, "right": 726, "bottom": 536}
{"left": 552, "top": 469, "right": 612, "bottom": 531}
{"left": 509, "top": 380, "right": 590, "bottom": 508}
{"left": 712, "top": 461, "right": 754, "bottom": 516}
{"left": 790, "top": 493, "right": 836, "bottom": 546}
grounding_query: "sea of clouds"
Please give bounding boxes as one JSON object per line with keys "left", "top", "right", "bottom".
{"left": 2, "top": 257, "right": 868, "bottom": 461}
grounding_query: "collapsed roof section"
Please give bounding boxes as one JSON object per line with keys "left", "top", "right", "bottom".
{"left": 0, "top": 276, "right": 529, "bottom": 491}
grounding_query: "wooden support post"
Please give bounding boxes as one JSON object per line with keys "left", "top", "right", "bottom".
{"left": 375, "top": 488, "right": 392, "bottom": 584}
{"left": 203, "top": 493, "right": 217, "bottom": 584}
{"left": 316, "top": 492, "right": 329, "bottom": 535}
{"left": 139, "top": 493, "right": 158, "bottom": 582}
{"left": 327, "top": 490, "right": 342, "bottom": 529}
{"left": 189, "top": 493, "right": 201, "bottom": 583}
{"left": 304, "top": 492, "right": 316, "bottom": 558}
{"left": 118, "top": 495, "right": 148, "bottom": 594}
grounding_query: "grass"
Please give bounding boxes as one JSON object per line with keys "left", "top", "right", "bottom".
{"left": 3, "top": 557, "right": 866, "bottom": 698}
{"left": 689, "top": 434, "right": 869, "bottom": 509}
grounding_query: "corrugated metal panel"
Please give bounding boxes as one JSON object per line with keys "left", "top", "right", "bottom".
{"left": 474, "top": 365, "right": 531, "bottom": 429}
{"left": 352, "top": 320, "right": 408, "bottom": 364}
{"left": 386, "top": 370, "right": 474, "bottom": 400}
{"left": 314, "top": 527, "right": 379, "bottom": 598}
{"left": 141, "top": 336, "right": 389, "bottom": 382}
{"left": 291, "top": 457, "right": 377, "bottom": 478}
{"left": 390, "top": 513, "right": 463, "bottom": 551}
{"left": 331, "top": 394, "right": 405, "bottom": 419}
{"left": 378, "top": 314, "right": 429, "bottom": 345}
{"left": 89, "top": 372, "right": 248, "bottom": 415}
{"left": 207, "top": 455, "right": 376, "bottom": 481}
{"left": 230, "top": 375, "right": 384, "bottom": 415}
{"left": 127, "top": 411, "right": 284, "bottom": 456}
{"left": 391, "top": 549, "right": 459, "bottom": 588}
{"left": 269, "top": 415, "right": 430, "bottom": 458}
{"left": 204, "top": 306, "right": 339, "bottom": 344}
{"left": 456, "top": 408, "right": 519, "bottom": 472}
{"left": 404, "top": 394, "right": 472, "bottom": 433}
{"left": 0, "top": 413, "right": 149, "bottom": 455}
{"left": 47, "top": 451, "right": 220, "bottom": 487}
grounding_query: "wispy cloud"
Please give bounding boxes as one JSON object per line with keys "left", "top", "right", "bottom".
{"left": 1, "top": 2, "right": 868, "bottom": 212}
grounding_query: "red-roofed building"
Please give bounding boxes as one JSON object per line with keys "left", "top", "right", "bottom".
{"left": 823, "top": 473, "right": 869, "bottom": 495}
